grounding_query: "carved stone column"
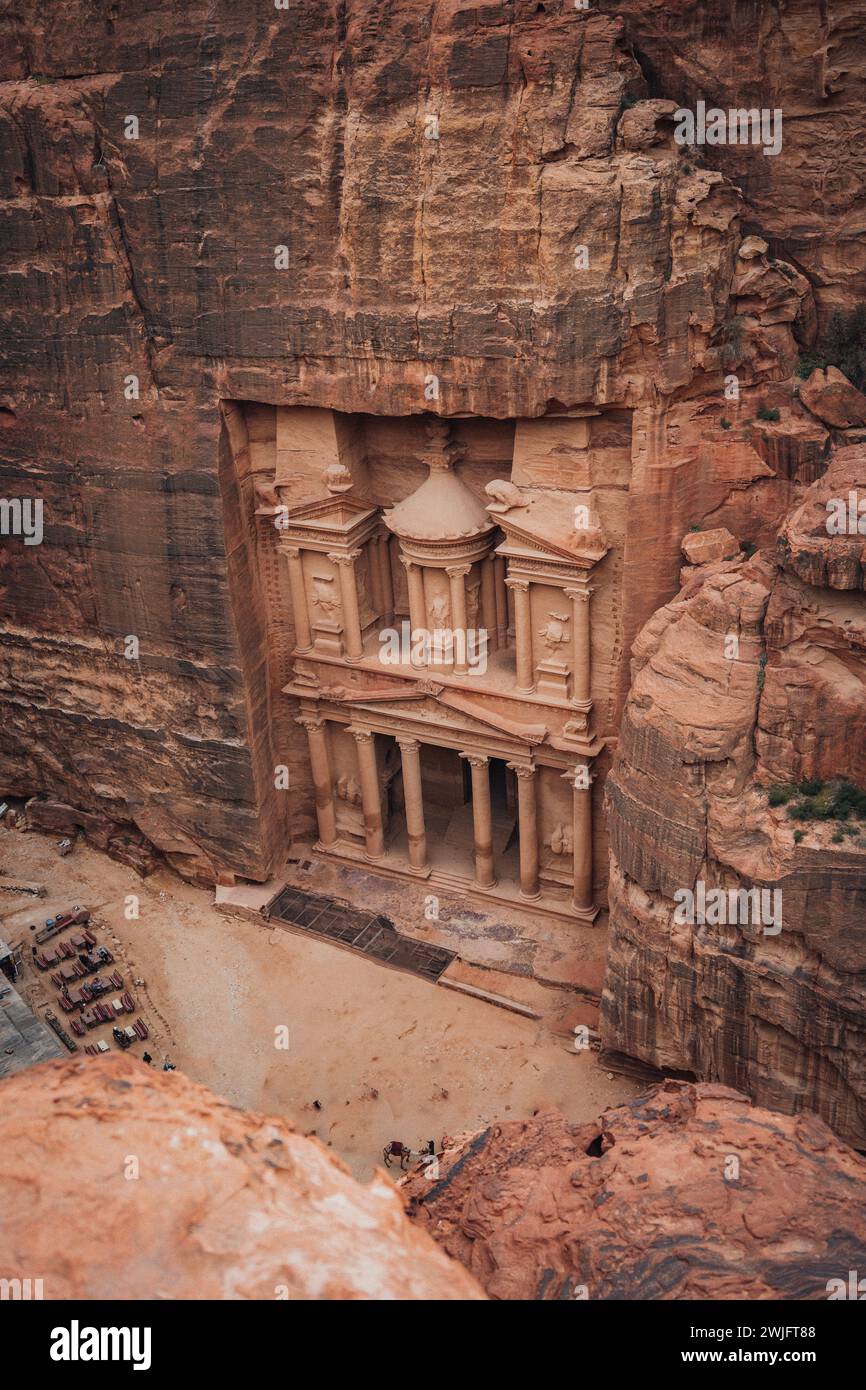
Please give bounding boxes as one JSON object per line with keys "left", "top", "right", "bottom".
{"left": 378, "top": 534, "right": 395, "bottom": 625}
{"left": 481, "top": 555, "right": 498, "bottom": 655}
{"left": 349, "top": 727, "right": 385, "bottom": 860}
{"left": 494, "top": 555, "right": 508, "bottom": 648}
{"left": 296, "top": 715, "right": 337, "bottom": 847}
{"left": 397, "top": 737, "right": 428, "bottom": 873}
{"left": 505, "top": 578, "right": 535, "bottom": 693}
{"left": 460, "top": 752, "right": 496, "bottom": 888}
{"left": 508, "top": 762, "right": 540, "bottom": 900}
{"left": 368, "top": 539, "right": 384, "bottom": 616}
{"left": 329, "top": 550, "right": 364, "bottom": 662}
{"left": 447, "top": 564, "right": 471, "bottom": 675}
{"left": 283, "top": 547, "right": 312, "bottom": 653}
{"left": 400, "top": 556, "right": 427, "bottom": 665}
{"left": 565, "top": 586, "right": 593, "bottom": 705}
{"left": 564, "top": 765, "right": 594, "bottom": 913}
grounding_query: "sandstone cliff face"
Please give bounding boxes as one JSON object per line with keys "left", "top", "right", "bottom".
{"left": 0, "top": 1, "right": 854, "bottom": 880}
{"left": 613, "top": 0, "right": 866, "bottom": 314}
{"left": 403, "top": 1080, "right": 866, "bottom": 1301}
{"left": 0, "top": 1055, "right": 484, "bottom": 1300}
{"left": 601, "top": 445, "right": 866, "bottom": 1146}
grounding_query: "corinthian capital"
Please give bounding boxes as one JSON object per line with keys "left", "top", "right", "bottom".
{"left": 295, "top": 714, "right": 325, "bottom": 733}
{"left": 348, "top": 726, "right": 374, "bottom": 745}
{"left": 460, "top": 751, "right": 489, "bottom": 770}
{"left": 507, "top": 761, "right": 536, "bottom": 780}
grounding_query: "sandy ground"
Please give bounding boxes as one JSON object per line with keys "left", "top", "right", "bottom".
{"left": 1, "top": 824, "right": 637, "bottom": 1181}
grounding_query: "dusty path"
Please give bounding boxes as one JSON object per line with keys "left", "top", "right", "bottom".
{"left": 1, "top": 825, "right": 636, "bottom": 1181}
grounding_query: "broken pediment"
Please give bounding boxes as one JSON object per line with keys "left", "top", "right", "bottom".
{"left": 287, "top": 493, "right": 380, "bottom": 533}
{"left": 316, "top": 681, "right": 548, "bottom": 745}
{"left": 488, "top": 486, "right": 609, "bottom": 567}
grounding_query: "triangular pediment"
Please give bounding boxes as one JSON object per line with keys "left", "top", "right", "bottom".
{"left": 357, "top": 697, "right": 459, "bottom": 725}
{"left": 331, "top": 683, "right": 547, "bottom": 744}
{"left": 496, "top": 515, "right": 607, "bottom": 566}
{"left": 289, "top": 494, "right": 380, "bottom": 530}
{"left": 488, "top": 488, "right": 608, "bottom": 565}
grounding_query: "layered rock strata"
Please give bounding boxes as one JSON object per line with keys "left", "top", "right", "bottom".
{"left": 601, "top": 446, "right": 866, "bottom": 1145}
{"left": 0, "top": 1, "right": 852, "bottom": 882}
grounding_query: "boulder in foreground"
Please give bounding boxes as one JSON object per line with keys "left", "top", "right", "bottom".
{"left": 402, "top": 1082, "right": 866, "bottom": 1301}
{"left": 0, "top": 1056, "right": 484, "bottom": 1300}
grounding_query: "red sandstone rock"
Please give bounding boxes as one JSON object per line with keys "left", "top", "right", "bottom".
{"left": 681, "top": 527, "right": 739, "bottom": 567}
{"left": 612, "top": 0, "right": 866, "bottom": 319}
{"left": 22, "top": 797, "right": 161, "bottom": 876}
{"left": 778, "top": 451, "right": 866, "bottom": 589}
{"left": 618, "top": 98, "right": 679, "bottom": 152}
{"left": 0, "top": 2, "right": 839, "bottom": 881}
{"left": 0, "top": 1055, "right": 484, "bottom": 1301}
{"left": 403, "top": 1081, "right": 866, "bottom": 1301}
{"left": 800, "top": 367, "right": 866, "bottom": 430}
{"left": 602, "top": 444, "right": 866, "bottom": 1146}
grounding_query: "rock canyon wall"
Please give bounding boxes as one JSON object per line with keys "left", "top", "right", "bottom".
{"left": 2, "top": 1, "right": 861, "bottom": 885}
{"left": 601, "top": 448, "right": 866, "bottom": 1146}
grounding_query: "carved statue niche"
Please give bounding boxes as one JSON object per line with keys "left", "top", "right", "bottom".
{"left": 336, "top": 774, "right": 362, "bottom": 806}
{"left": 547, "top": 822, "right": 573, "bottom": 857}
{"left": 538, "top": 611, "right": 570, "bottom": 652}
{"left": 429, "top": 593, "right": 451, "bottom": 629}
{"left": 311, "top": 573, "right": 339, "bottom": 616}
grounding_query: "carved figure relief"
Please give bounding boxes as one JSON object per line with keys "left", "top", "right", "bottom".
{"left": 335, "top": 775, "right": 362, "bottom": 805}
{"left": 429, "top": 594, "right": 451, "bottom": 628}
{"left": 312, "top": 574, "right": 339, "bottom": 615}
{"left": 547, "top": 822, "right": 573, "bottom": 856}
{"left": 538, "top": 611, "right": 570, "bottom": 651}
{"left": 355, "top": 558, "right": 372, "bottom": 622}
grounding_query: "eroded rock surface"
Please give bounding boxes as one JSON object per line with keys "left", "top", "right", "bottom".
{"left": 0, "top": 1, "right": 855, "bottom": 881}
{"left": 800, "top": 367, "right": 866, "bottom": 431}
{"left": 403, "top": 1081, "right": 866, "bottom": 1301}
{"left": 601, "top": 445, "right": 866, "bottom": 1145}
{"left": 0, "top": 1055, "right": 484, "bottom": 1301}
